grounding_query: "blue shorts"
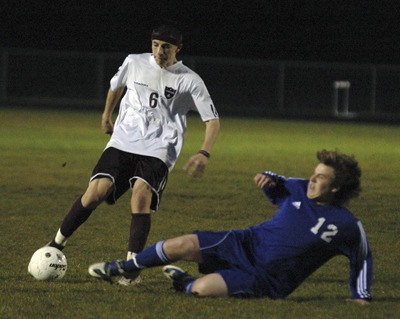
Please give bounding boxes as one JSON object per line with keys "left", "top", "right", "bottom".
{"left": 196, "top": 230, "right": 273, "bottom": 298}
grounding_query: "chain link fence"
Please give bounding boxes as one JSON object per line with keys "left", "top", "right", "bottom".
{"left": 1, "top": 48, "right": 399, "bottom": 121}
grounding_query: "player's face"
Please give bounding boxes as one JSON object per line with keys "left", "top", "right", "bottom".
{"left": 152, "top": 40, "right": 180, "bottom": 68}
{"left": 307, "top": 163, "right": 338, "bottom": 205}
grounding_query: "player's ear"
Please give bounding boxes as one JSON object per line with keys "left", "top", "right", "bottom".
{"left": 331, "top": 187, "right": 340, "bottom": 193}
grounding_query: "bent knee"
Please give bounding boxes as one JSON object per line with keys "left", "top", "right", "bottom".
{"left": 163, "top": 235, "right": 201, "bottom": 261}
{"left": 82, "top": 192, "right": 105, "bottom": 208}
{"left": 83, "top": 180, "right": 113, "bottom": 207}
{"left": 191, "top": 280, "right": 210, "bottom": 297}
{"left": 190, "top": 274, "right": 228, "bottom": 297}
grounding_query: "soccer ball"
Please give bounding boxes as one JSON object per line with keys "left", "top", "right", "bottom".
{"left": 28, "top": 246, "right": 67, "bottom": 280}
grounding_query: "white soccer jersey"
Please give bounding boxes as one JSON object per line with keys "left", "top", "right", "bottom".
{"left": 106, "top": 53, "right": 218, "bottom": 170}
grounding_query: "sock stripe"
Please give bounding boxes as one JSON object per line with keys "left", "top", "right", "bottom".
{"left": 132, "top": 256, "right": 143, "bottom": 269}
{"left": 155, "top": 240, "right": 170, "bottom": 263}
{"left": 185, "top": 282, "right": 194, "bottom": 295}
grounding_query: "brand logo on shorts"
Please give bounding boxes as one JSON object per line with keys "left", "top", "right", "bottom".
{"left": 164, "top": 86, "right": 176, "bottom": 99}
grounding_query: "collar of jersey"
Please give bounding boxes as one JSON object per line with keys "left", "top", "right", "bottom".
{"left": 150, "top": 55, "right": 182, "bottom": 71}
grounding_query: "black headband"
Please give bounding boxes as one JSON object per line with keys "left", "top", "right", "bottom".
{"left": 151, "top": 33, "right": 181, "bottom": 46}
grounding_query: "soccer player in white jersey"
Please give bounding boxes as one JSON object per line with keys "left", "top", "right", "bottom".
{"left": 45, "top": 24, "right": 220, "bottom": 285}
{"left": 89, "top": 150, "right": 373, "bottom": 304}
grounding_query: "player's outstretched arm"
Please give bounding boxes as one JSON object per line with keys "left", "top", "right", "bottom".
{"left": 183, "top": 153, "right": 208, "bottom": 177}
{"left": 183, "top": 119, "right": 220, "bottom": 177}
{"left": 101, "top": 87, "right": 125, "bottom": 134}
{"left": 254, "top": 173, "right": 276, "bottom": 189}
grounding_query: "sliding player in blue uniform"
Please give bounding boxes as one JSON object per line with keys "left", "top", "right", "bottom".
{"left": 89, "top": 150, "right": 372, "bottom": 304}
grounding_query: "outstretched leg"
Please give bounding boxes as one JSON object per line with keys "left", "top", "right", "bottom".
{"left": 48, "top": 178, "right": 113, "bottom": 250}
{"left": 88, "top": 234, "right": 202, "bottom": 280}
{"left": 89, "top": 234, "right": 229, "bottom": 297}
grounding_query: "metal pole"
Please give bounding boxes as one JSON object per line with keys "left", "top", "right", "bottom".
{"left": 333, "top": 81, "right": 351, "bottom": 116}
{"left": 370, "top": 66, "right": 376, "bottom": 113}
{"left": 278, "top": 62, "right": 285, "bottom": 113}
{"left": 0, "top": 48, "right": 8, "bottom": 105}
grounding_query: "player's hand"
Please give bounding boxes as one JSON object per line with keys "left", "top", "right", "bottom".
{"left": 346, "top": 298, "right": 370, "bottom": 305}
{"left": 183, "top": 153, "right": 208, "bottom": 177}
{"left": 254, "top": 173, "right": 276, "bottom": 189}
{"left": 101, "top": 117, "right": 114, "bottom": 135}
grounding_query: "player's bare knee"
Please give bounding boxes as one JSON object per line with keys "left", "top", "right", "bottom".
{"left": 190, "top": 280, "right": 213, "bottom": 297}
{"left": 83, "top": 178, "right": 113, "bottom": 207}
{"left": 131, "top": 181, "right": 152, "bottom": 211}
{"left": 164, "top": 237, "right": 187, "bottom": 252}
{"left": 132, "top": 179, "right": 151, "bottom": 193}
{"left": 190, "top": 274, "right": 228, "bottom": 297}
{"left": 163, "top": 235, "right": 199, "bottom": 260}
{"left": 81, "top": 192, "right": 104, "bottom": 209}
{"left": 82, "top": 185, "right": 112, "bottom": 208}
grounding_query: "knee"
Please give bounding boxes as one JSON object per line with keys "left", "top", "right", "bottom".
{"left": 163, "top": 235, "right": 200, "bottom": 261}
{"left": 82, "top": 182, "right": 113, "bottom": 208}
{"left": 190, "top": 274, "right": 229, "bottom": 297}
{"left": 82, "top": 191, "right": 104, "bottom": 209}
{"left": 163, "top": 237, "right": 191, "bottom": 253}
{"left": 190, "top": 280, "right": 209, "bottom": 297}
{"left": 131, "top": 182, "right": 152, "bottom": 212}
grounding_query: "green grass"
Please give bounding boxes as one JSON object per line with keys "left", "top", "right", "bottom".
{"left": 0, "top": 108, "right": 399, "bottom": 318}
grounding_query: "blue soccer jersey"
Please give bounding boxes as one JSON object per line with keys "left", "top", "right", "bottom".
{"left": 247, "top": 172, "right": 373, "bottom": 299}
{"left": 197, "top": 172, "right": 372, "bottom": 300}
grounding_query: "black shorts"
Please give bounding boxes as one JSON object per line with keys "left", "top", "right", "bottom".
{"left": 90, "top": 147, "right": 168, "bottom": 211}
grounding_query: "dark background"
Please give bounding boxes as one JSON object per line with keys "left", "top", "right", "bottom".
{"left": 2, "top": 1, "right": 400, "bottom": 65}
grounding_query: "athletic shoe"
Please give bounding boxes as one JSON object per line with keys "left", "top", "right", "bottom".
{"left": 46, "top": 240, "right": 65, "bottom": 251}
{"left": 162, "top": 265, "right": 197, "bottom": 292}
{"left": 88, "top": 260, "right": 140, "bottom": 283}
{"left": 117, "top": 252, "right": 142, "bottom": 286}
{"left": 117, "top": 274, "right": 142, "bottom": 286}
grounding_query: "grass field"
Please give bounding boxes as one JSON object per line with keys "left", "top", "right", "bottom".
{"left": 0, "top": 108, "right": 399, "bottom": 318}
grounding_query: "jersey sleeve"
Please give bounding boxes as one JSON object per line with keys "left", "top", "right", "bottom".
{"left": 110, "top": 55, "right": 131, "bottom": 90}
{"left": 347, "top": 221, "right": 373, "bottom": 300}
{"left": 189, "top": 77, "right": 219, "bottom": 121}
{"left": 261, "top": 171, "right": 290, "bottom": 205}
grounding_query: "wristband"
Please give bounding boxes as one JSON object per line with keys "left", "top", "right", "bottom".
{"left": 198, "top": 150, "right": 210, "bottom": 159}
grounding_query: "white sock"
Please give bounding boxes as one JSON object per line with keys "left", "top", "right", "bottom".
{"left": 54, "top": 228, "right": 68, "bottom": 246}
{"left": 126, "top": 251, "right": 137, "bottom": 260}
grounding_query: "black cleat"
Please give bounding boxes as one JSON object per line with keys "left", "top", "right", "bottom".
{"left": 88, "top": 260, "right": 136, "bottom": 284}
{"left": 162, "top": 265, "right": 197, "bottom": 292}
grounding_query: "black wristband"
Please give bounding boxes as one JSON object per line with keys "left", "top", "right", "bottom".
{"left": 198, "top": 150, "right": 210, "bottom": 159}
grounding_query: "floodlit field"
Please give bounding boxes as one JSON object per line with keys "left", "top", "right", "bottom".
{"left": 0, "top": 108, "right": 399, "bottom": 318}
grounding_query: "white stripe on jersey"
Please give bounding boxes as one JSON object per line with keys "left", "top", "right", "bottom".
{"left": 357, "top": 221, "right": 368, "bottom": 260}
{"left": 357, "top": 260, "right": 371, "bottom": 298}
{"left": 356, "top": 222, "right": 371, "bottom": 298}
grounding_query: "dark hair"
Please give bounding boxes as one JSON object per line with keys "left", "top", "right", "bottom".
{"left": 151, "top": 24, "right": 183, "bottom": 47}
{"left": 317, "top": 149, "right": 361, "bottom": 205}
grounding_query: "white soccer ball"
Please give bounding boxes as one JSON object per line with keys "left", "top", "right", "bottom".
{"left": 28, "top": 246, "right": 67, "bottom": 281}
